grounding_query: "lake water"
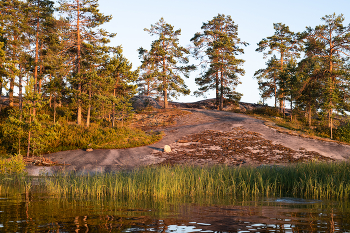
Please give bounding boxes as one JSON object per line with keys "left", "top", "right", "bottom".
{"left": 1, "top": 192, "right": 350, "bottom": 232}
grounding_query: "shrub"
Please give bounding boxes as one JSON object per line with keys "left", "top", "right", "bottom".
{"left": 0, "top": 154, "right": 26, "bottom": 175}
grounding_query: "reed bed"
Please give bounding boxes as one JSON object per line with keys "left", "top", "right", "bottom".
{"left": 1, "top": 162, "right": 350, "bottom": 200}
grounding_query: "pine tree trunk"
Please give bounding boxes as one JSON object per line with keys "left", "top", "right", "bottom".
{"left": 290, "top": 99, "right": 293, "bottom": 121}
{"left": 329, "top": 50, "right": 334, "bottom": 139}
{"left": 19, "top": 66, "right": 23, "bottom": 111}
{"left": 112, "top": 88, "right": 115, "bottom": 127}
{"left": 38, "top": 42, "right": 44, "bottom": 95}
{"left": 329, "top": 109, "right": 333, "bottom": 139}
{"left": 219, "top": 71, "right": 224, "bottom": 111}
{"left": 76, "top": 0, "right": 82, "bottom": 125}
{"left": 77, "top": 83, "right": 82, "bottom": 125}
{"left": 164, "top": 88, "right": 168, "bottom": 109}
{"left": 214, "top": 35, "right": 219, "bottom": 109}
{"left": 86, "top": 83, "right": 91, "bottom": 128}
{"left": 27, "top": 111, "right": 32, "bottom": 157}
{"left": 331, "top": 115, "right": 333, "bottom": 139}
{"left": 9, "top": 77, "right": 14, "bottom": 107}
{"left": 27, "top": 131, "right": 31, "bottom": 157}
{"left": 146, "top": 70, "right": 150, "bottom": 96}
{"left": 162, "top": 56, "right": 168, "bottom": 109}
{"left": 0, "top": 81, "right": 2, "bottom": 112}
{"left": 274, "top": 80, "right": 277, "bottom": 108}
{"left": 86, "top": 105, "right": 91, "bottom": 127}
{"left": 53, "top": 97, "right": 56, "bottom": 124}
{"left": 280, "top": 53, "right": 284, "bottom": 114}
{"left": 33, "top": 15, "right": 40, "bottom": 117}
{"left": 308, "top": 105, "right": 312, "bottom": 127}
{"left": 216, "top": 71, "right": 219, "bottom": 108}
{"left": 38, "top": 71, "right": 42, "bottom": 94}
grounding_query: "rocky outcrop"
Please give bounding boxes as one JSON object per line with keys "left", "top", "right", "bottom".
{"left": 131, "top": 96, "right": 280, "bottom": 113}
{"left": 131, "top": 95, "right": 162, "bottom": 110}
{"left": 172, "top": 99, "right": 267, "bottom": 112}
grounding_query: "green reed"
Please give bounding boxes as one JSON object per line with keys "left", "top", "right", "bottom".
{"left": 2, "top": 162, "right": 350, "bottom": 200}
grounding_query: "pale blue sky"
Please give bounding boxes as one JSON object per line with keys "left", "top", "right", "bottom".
{"left": 98, "top": 0, "right": 350, "bottom": 104}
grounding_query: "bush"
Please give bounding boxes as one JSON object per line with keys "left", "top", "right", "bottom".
{"left": 334, "top": 122, "right": 350, "bottom": 143}
{"left": 247, "top": 106, "right": 283, "bottom": 117}
{"left": 0, "top": 154, "right": 26, "bottom": 175}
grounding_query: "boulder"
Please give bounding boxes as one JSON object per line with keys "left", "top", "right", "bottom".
{"left": 164, "top": 145, "right": 171, "bottom": 153}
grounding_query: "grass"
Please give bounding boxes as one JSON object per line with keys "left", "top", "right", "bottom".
{"left": 2, "top": 163, "right": 350, "bottom": 201}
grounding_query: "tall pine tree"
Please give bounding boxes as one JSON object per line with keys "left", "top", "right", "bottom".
{"left": 191, "top": 14, "right": 247, "bottom": 110}
{"left": 304, "top": 13, "right": 350, "bottom": 139}
{"left": 58, "top": 0, "right": 114, "bottom": 124}
{"left": 141, "top": 18, "right": 194, "bottom": 109}
{"left": 256, "top": 23, "right": 301, "bottom": 113}
{"left": 254, "top": 55, "right": 280, "bottom": 107}
{"left": 0, "top": 0, "right": 28, "bottom": 107}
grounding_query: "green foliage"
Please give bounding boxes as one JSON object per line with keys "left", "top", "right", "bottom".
{"left": 255, "top": 22, "right": 301, "bottom": 112}
{"left": 254, "top": 14, "right": 350, "bottom": 140}
{"left": 254, "top": 56, "right": 280, "bottom": 107}
{"left": 47, "top": 123, "right": 162, "bottom": 152}
{"left": 0, "top": 154, "right": 26, "bottom": 175}
{"left": 247, "top": 106, "right": 283, "bottom": 118}
{"left": 334, "top": 122, "right": 350, "bottom": 143}
{"left": 1, "top": 118, "right": 161, "bottom": 155}
{"left": 0, "top": 75, "right": 158, "bottom": 156}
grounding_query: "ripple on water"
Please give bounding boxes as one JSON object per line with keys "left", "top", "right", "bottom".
{"left": 273, "top": 197, "right": 322, "bottom": 204}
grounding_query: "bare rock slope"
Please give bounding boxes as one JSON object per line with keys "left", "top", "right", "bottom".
{"left": 26, "top": 107, "right": 350, "bottom": 175}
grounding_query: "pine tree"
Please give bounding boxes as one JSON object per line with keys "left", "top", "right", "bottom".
{"left": 256, "top": 23, "right": 301, "bottom": 113}
{"left": 0, "top": 25, "right": 5, "bottom": 90}
{"left": 0, "top": 0, "right": 28, "bottom": 107}
{"left": 106, "top": 50, "right": 138, "bottom": 127}
{"left": 58, "top": 0, "right": 114, "bottom": 124}
{"left": 294, "top": 56, "right": 323, "bottom": 126}
{"left": 279, "top": 59, "right": 301, "bottom": 120}
{"left": 142, "top": 18, "right": 194, "bottom": 109}
{"left": 254, "top": 56, "right": 280, "bottom": 108}
{"left": 191, "top": 14, "right": 247, "bottom": 110}
{"left": 304, "top": 13, "right": 350, "bottom": 139}
{"left": 26, "top": 0, "right": 56, "bottom": 115}
{"left": 137, "top": 47, "right": 160, "bottom": 97}
{"left": 41, "top": 16, "right": 71, "bottom": 123}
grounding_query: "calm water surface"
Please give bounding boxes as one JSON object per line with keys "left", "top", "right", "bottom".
{"left": 1, "top": 193, "right": 350, "bottom": 232}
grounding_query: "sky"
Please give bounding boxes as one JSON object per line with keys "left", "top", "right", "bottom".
{"left": 97, "top": 0, "right": 350, "bottom": 105}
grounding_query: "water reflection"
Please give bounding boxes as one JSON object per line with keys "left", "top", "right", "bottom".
{"left": 1, "top": 194, "right": 350, "bottom": 232}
